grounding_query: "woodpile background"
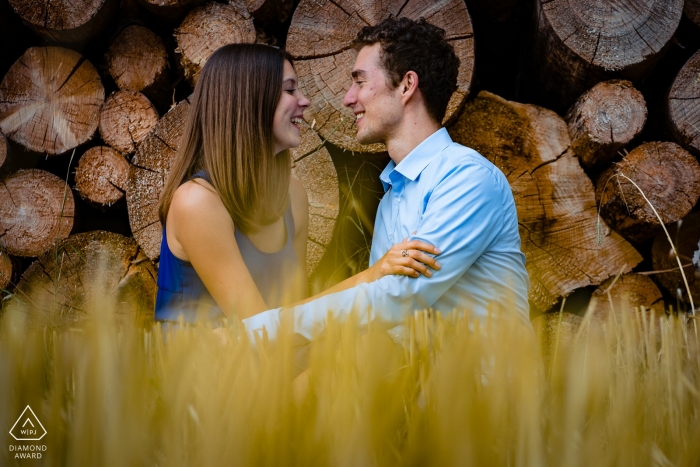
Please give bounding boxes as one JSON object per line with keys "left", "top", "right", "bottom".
{"left": 1, "top": 0, "right": 700, "bottom": 326}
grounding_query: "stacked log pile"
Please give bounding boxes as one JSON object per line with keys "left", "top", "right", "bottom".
{"left": 1, "top": 0, "right": 700, "bottom": 328}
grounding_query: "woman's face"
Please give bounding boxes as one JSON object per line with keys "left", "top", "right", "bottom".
{"left": 272, "top": 60, "right": 310, "bottom": 155}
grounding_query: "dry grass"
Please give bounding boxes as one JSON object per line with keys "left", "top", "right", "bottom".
{"left": 1, "top": 283, "right": 699, "bottom": 467}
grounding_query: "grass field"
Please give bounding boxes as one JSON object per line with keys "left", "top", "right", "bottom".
{"left": 1, "top": 284, "right": 699, "bottom": 467}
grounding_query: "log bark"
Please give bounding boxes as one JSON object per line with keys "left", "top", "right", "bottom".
{"left": 7, "top": 0, "right": 119, "bottom": 45}
{"left": 532, "top": 0, "right": 683, "bottom": 111}
{"left": 75, "top": 146, "right": 130, "bottom": 208}
{"left": 174, "top": 2, "right": 256, "bottom": 85}
{"left": 0, "top": 169, "right": 75, "bottom": 257}
{"left": 0, "top": 130, "right": 6, "bottom": 171}
{"left": 286, "top": 0, "right": 475, "bottom": 153}
{"left": 449, "top": 91, "right": 642, "bottom": 312}
{"left": 105, "top": 25, "right": 170, "bottom": 107}
{"left": 0, "top": 251, "right": 11, "bottom": 291}
{"left": 126, "top": 98, "right": 339, "bottom": 276}
{"left": 589, "top": 273, "right": 665, "bottom": 323}
{"left": 651, "top": 211, "right": 700, "bottom": 306}
{"left": 14, "top": 231, "right": 157, "bottom": 329}
{"left": 595, "top": 142, "right": 700, "bottom": 244}
{"left": 565, "top": 80, "right": 647, "bottom": 170}
{"left": 667, "top": 48, "right": 700, "bottom": 156}
{"left": 137, "top": 0, "right": 207, "bottom": 23}
{"left": 99, "top": 91, "right": 159, "bottom": 154}
{"left": 0, "top": 47, "right": 104, "bottom": 156}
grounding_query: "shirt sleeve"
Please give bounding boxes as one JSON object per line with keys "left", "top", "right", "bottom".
{"left": 243, "top": 161, "right": 506, "bottom": 341}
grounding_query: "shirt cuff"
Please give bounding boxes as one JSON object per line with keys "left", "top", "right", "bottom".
{"left": 242, "top": 308, "right": 282, "bottom": 344}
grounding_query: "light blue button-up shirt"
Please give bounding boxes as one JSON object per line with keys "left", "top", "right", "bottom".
{"left": 244, "top": 128, "right": 530, "bottom": 340}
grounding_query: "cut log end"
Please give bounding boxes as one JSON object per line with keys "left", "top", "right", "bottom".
{"left": 0, "top": 169, "right": 75, "bottom": 257}
{"left": 596, "top": 142, "right": 700, "bottom": 244}
{"left": 15, "top": 231, "right": 157, "bottom": 330}
{"left": 566, "top": 80, "right": 647, "bottom": 169}
{"left": 667, "top": 48, "right": 700, "bottom": 156}
{"left": 174, "top": 2, "right": 256, "bottom": 84}
{"left": 0, "top": 131, "right": 7, "bottom": 170}
{"left": 684, "top": 0, "right": 700, "bottom": 29}
{"left": 0, "top": 252, "right": 12, "bottom": 291}
{"left": 75, "top": 146, "right": 130, "bottom": 207}
{"left": 137, "top": 0, "right": 207, "bottom": 22}
{"left": 0, "top": 47, "right": 104, "bottom": 155}
{"left": 99, "top": 91, "right": 159, "bottom": 154}
{"left": 106, "top": 25, "right": 169, "bottom": 95}
{"left": 589, "top": 273, "right": 665, "bottom": 322}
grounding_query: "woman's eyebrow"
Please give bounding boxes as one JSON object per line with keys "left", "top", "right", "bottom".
{"left": 283, "top": 78, "right": 297, "bottom": 86}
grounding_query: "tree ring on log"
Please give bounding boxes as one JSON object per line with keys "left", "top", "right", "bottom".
{"left": 286, "top": 0, "right": 475, "bottom": 153}
{"left": 449, "top": 91, "right": 641, "bottom": 311}
{"left": 534, "top": 0, "right": 683, "bottom": 108}
{"left": 0, "top": 47, "right": 104, "bottom": 156}
{"left": 589, "top": 273, "right": 665, "bottom": 323}
{"left": 174, "top": 2, "right": 256, "bottom": 85}
{"left": 106, "top": 25, "right": 169, "bottom": 97}
{"left": 75, "top": 146, "right": 130, "bottom": 207}
{"left": 566, "top": 80, "right": 647, "bottom": 169}
{"left": 668, "top": 49, "right": 700, "bottom": 156}
{"left": 8, "top": 0, "right": 119, "bottom": 44}
{"left": 0, "top": 169, "right": 75, "bottom": 257}
{"left": 596, "top": 142, "right": 700, "bottom": 244}
{"left": 99, "top": 91, "right": 159, "bottom": 154}
{"left": 14, "top": 231, "right": 157, "bottom": 330}
{"left": 126, "top": 98, "right": 339, "bottom": 276}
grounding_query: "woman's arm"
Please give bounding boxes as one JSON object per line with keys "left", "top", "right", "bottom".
{"left": 166, "top": 180, "right": 268, "bottom": 320}
{"left": 289, "top": 176, "right": 309, "bottom": 299}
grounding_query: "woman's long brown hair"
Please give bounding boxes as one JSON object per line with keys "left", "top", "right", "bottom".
{"left": 158, "top": 43, "right": 291, "bottom": 235}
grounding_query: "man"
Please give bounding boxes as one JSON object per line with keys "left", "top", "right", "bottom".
{"left": 244, "top": 17, "right": 530, "bottom": 341}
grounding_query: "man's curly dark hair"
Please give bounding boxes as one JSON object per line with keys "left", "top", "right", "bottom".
{"left": 351, "top": 17, "right": 460, "bottom": 123}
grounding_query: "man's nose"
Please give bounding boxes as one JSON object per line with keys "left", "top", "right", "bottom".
{"left": 343, "top": 86, "right": 356, "bottom": 108}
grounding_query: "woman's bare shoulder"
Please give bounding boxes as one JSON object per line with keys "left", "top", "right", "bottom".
{"left": 289, "top": 176, "right": 308, "bottom": 235}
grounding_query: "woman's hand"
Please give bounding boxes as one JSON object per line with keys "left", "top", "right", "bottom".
{"left": 366, "top": 239, "right": 441, "bottom": 281}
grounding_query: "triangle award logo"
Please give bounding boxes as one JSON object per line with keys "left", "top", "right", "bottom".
{"left": 9, "top": 406, "right": 46, "bottom": 441}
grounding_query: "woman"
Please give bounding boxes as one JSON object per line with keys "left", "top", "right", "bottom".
{"left": 155, "top": 44, "right": 440, "bottom": 324}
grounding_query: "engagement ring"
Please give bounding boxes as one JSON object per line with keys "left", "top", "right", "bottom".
{"left": 401, "top": 249, "right": 409, "bottom": 257}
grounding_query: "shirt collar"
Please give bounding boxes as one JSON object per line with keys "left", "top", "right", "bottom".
{"left": 379, "top": 127, "right": 453, "bottom": 191}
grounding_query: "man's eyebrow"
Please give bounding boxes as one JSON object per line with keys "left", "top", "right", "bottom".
{"left": 351, "top": 70, "right": 367, "bottom": 79}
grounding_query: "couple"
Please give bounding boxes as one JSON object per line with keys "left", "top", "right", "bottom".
{"left": 155, "top": 17, "right": 530, "bottom": 340}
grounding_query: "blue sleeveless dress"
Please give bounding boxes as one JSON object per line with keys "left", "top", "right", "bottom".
{"left": 154, "top": 171, "right": 302, "bottom": 324}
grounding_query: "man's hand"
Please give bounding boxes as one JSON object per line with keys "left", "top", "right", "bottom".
{"left": 366, "top": 238, "right": 441, "bottom": 281}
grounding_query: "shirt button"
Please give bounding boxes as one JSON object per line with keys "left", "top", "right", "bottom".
{"left": 389, "top": 235, "right": 393, "bottom": 240}
{"left": 398, "top": 198, "right": 402, "bottom": 202}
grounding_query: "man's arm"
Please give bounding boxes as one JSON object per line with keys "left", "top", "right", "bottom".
{"left": 244, "top": 160, "right": 507, "bottom": 340}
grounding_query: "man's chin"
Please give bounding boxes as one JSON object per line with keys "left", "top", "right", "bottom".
{"left": 355, "top": 130, "right": 382, "bottom": 146}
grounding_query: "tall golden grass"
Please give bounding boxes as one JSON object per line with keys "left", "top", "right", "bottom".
{"left": 1, "top": 286, "right": 699, "bottom": 466}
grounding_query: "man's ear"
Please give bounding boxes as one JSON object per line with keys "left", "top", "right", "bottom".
{"left": 400, "top": 71, "right": 419, "bottom": 101}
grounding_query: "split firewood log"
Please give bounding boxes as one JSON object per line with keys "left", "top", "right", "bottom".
{"left": 0, "top": 251, "right": 12, "bottom": 291}
{"left": 685, "top": 0, "right": 700, "bottom": 31}
{"left": 595, "top": 142, "right": 700, "bottom": 245}
{"left": 75, "top": 146, "right": 130, "bottom": 208}
{"left": 532, "top": 311, "right": 584, "bottom": 367}
{"left": 0, "top": 47, "right": 104, "bottom": 156}
{"left": 99, "top": 91, "right": 159, "bottom": 154}
{"left": 137, "top": 0, "right": 207, "bottom": 23}
{"left": 245, "top": 0, "right": 294, "bottom": 22}
{"left": 7, "top": 0, "right": 119, "bottom": 45}
{"left": 532, "top": 0, "right": 683, "bottom": 110}
{"left": 286, "top": 0, "right": 475, "bottom": 153}
{"left": 126, "top": 98, "right": 339, "bottom": 275}
{"left": 105, "top": 25, "right": 170, "bottom": 107}
{"left": 449, "top": 91, "right": 642, "bottom": 312}
{"left": 14, "top": 231, "right": 156, "bottom": 329}
{"left": 174, "top": 2, "right": 256, "bottom": 85}
{"left": 651, "top": 212, "right": 700, "bottom": 306}
{"left": 666, "top": 48, "right": 700, "bottom": 156}
{"left": 0, "top": 169, "right": 74, "bottom": 257}
{"left": 589, "top": 273, "right": 665, "bottom": 323}
{"left": 565, "top": 80, "right": 647, "bottom": 170}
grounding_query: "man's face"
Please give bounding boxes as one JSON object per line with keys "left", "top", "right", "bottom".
{"left": 343, "top": 44, "right": 403, "bottom": 145}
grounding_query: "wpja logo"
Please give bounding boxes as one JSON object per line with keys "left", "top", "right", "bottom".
{"left": 8, "top": 406, "right": 47, "bottom": 459}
